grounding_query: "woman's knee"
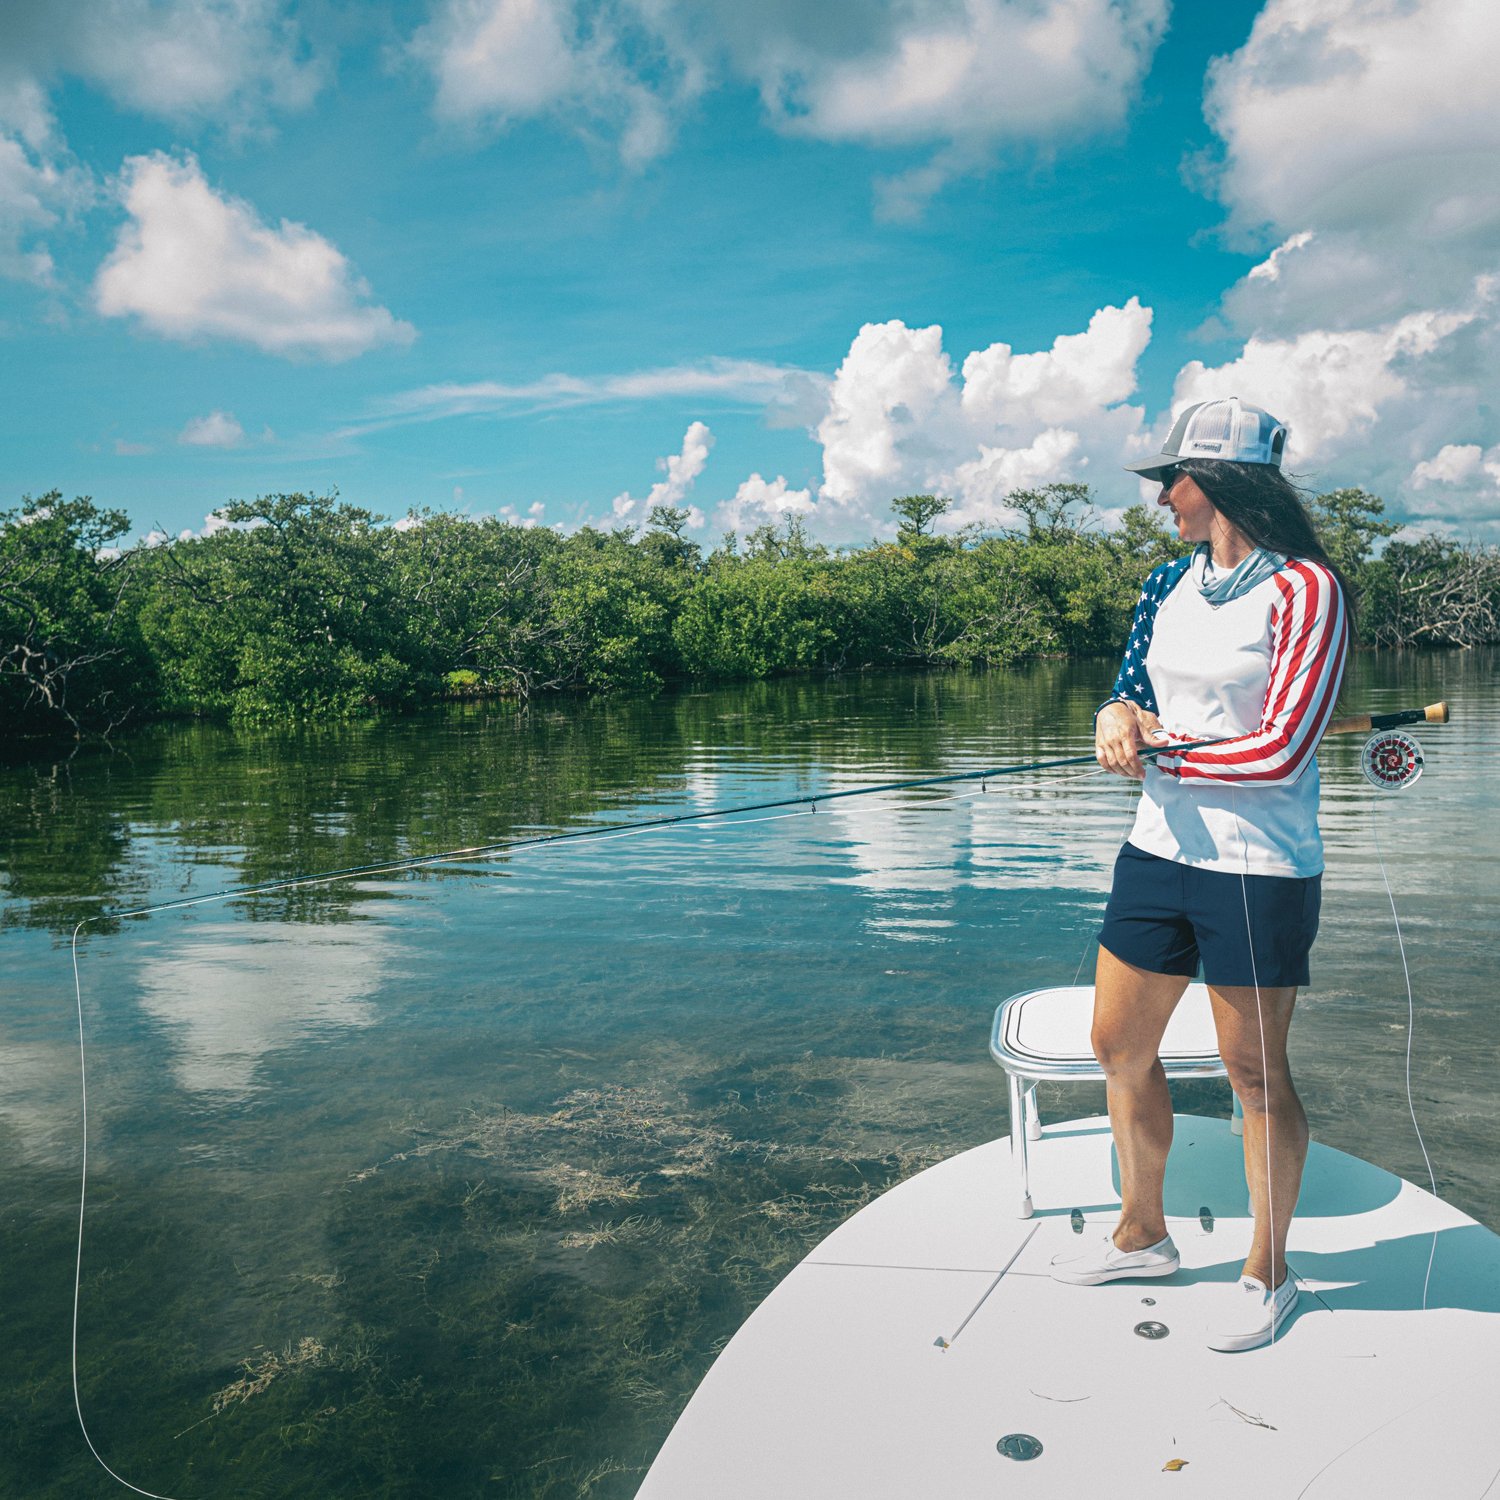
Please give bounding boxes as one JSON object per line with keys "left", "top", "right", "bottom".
{"left": 1091, "top": 1021, "right": 1162, "bottom": 1079}
{"left": 1223, "top": 1054, "right": 1299, "bottom": 1116}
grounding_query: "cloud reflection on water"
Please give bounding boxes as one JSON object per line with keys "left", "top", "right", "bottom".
{"left": 135, "top": 922, "right": 392, "bottom": 1098}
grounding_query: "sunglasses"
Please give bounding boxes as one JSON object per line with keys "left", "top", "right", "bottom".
{"left": 1158, "top": 466, "right": 1183, "bottom": 491}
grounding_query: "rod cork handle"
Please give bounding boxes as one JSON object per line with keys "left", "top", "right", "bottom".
{"left": 1326, "top": 701, "right": 1449, "bottom": 736}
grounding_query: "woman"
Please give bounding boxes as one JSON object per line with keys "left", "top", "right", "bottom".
{"left": 1048, "top": 397, "right": 1349, "bottom": 1353}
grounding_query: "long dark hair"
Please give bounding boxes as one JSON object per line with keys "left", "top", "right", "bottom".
{"left": 1177, "top": 458, "right": 1352, "bottom": 614}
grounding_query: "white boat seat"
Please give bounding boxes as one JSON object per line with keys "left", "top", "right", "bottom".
{"left": 989, "top": 984, "right": 1240, "bottom": 1217}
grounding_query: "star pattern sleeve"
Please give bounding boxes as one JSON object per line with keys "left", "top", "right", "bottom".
{"left": 1154, "top": 560, "right": 1349, "bottom": 787}
{"left": 1108, "top": 556, "right": 1192, "bottom": 715}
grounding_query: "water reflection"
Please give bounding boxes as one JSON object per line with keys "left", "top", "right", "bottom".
{"left": 0, "top": 1031, "right": 78, "bottom": 1165}
{"left": 133, "top": 922, "right": 394, "bottom": 1097}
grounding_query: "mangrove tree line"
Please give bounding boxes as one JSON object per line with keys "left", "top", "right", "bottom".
{"left": 2, "top": 482, "right": 1493, "bottom": 741}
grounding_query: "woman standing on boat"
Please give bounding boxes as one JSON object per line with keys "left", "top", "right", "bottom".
{"left": 1049, "top": 397, "right": 1350, "bottom": 1353}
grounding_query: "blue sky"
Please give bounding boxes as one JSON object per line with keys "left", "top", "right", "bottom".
{"left": 4, "top": 0, "right": 1499, "bottom": 544}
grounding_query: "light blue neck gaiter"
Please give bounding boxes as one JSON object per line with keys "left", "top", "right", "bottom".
{"left": 1192, "top": 542, "right": 1287, "bottom": 605}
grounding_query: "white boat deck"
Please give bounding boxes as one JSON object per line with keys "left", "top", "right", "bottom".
{"left": 639, "top": 1114, "right": 1500, "bottom": 1498}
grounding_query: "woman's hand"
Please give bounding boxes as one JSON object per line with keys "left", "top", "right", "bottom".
{"left": 1095, "top": 700, "right": 1167, "bottom": 780}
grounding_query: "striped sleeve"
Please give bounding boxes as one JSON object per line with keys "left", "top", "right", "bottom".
{"left": 1109, "top": 556, "right": 1192, "bottom": 715}
{"left": 1157, "top": 560, "right": 1349, "bottom": 787}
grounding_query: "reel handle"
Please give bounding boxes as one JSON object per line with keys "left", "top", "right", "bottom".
{"left": 1328, "top": 701, "right": 1448, "bottom": 736}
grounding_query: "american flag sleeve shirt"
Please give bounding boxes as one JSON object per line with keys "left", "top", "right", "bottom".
{"left": 1110, "top": 555, "right": 1192, "bottom": 714}
{"left": 1116, "top": 553, "right": 1349, "bottom": 877}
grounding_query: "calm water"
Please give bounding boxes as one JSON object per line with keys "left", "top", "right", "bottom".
{"left": 2, "top": 655, "right": 1496, "bottom": 1498}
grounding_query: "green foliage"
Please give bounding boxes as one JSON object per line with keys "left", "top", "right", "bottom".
{"left": 547, "top": 529, "right": 680, "bottom": 690}
{"left": 1007, "top": 481, "right": 1094, "bottom": 538}
{"left": 1298, "top": 486, "right": 1498, "bottom": 647}
{"left": 133, "top": 492, "right": 420, "bottom": 722}
{"left": 6, "top": 476, "right": 1489, "bottom": 739}
{"left": 0, "top": 492, "right": 152, "bottom": 738}
{"left": 1308, "top": 487, "right": 1399, "bottom": 611}
{"left": 674, "top": 557, "right": 844, "bottom": 678}
{"left": 890, "top": 493, "right": 950, "bottom": 543}
{"left": 640, "top": 504, "right": 703, "bottom": 572}
{"left": 387, "top": 512, "right": 569, "bottom": 699}
{"left": 1115, "top": 502, "right": 1180, "bottom": 569}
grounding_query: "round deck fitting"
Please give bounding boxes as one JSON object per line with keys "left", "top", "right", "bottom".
{"left": 997, "top": 1434, "right": 1043, "bottom": 1461}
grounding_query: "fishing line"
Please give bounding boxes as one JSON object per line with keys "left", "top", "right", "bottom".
{"left": 67, "top": 742, "right": 1142, "bottom": 1498}
{"left": 69, "top": 934, "right": 177, "bottom": 1500}
{"left": 68, "top": 744, "right": 1187, "bottom": 932}
{"left": 1224, "top": 723, "right": 1444, "bottom": 1343}
{"left": 1231, "top": 786, "right": 1281, "bottom": 1342}
{"left": 517, "top": 766, "right": 1111, "bottom": 874}
{"left": 1071, "top": 779, "right": 1143, "bottom": 987}
{"left": 62, "top": 708, "right": 1444, "bottom": 1492}
{"left": 1367, "top": 789, "right": 1439, "bottom": 1311}
{"left": 528, "top": 803, "right": 818, "bottom": 855}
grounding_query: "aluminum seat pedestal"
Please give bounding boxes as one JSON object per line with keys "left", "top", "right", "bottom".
{"left": 990, "top": 983, "right": 1243, "bottom": 1218}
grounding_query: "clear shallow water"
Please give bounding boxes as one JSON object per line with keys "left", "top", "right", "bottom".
{"left": 1, "top": 654, "right": 1496, "bottom": 1497}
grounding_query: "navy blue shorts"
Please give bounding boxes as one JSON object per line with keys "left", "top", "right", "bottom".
{"left": 1099, "top": 842, "right": 1321, "bottom": 988}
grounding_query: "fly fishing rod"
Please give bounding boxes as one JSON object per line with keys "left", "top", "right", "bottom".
{"left": 1327, "top": 701, "right": 1449, "bottom": 735}
{"left": 78, "top": 701, "right": 1449, "bottom": 925}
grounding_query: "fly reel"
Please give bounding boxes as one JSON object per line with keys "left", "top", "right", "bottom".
{"left": 1360, "top": 729, "right": 1424, "bottom": 790}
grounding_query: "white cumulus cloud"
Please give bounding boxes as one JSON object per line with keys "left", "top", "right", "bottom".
{"left": 610, "top": 420, "right": 713, "bottom": 528}
{"left": 410, "top": 0, "right": 1168, "bottom": 200}
{"left": 1207, "top": 0, "right": 1500, "bottom": 260}
{"left": 817, "top": 320, "right": 957, "bottom": 510}
{"left": 1173, "top": 303, "right": 1480, "bottom": 467}
{"left": 812, "top": 300, "right": 1153, "bottom": 533}
{"left": 960, "top": 299, "right": 1152, "bottom": 427}
{"left": 175, "top": 509, "right": 255, "bottom": 540}
{"left": 412, "top": 0, "right": 682, "bottom": 167}
{"left": 1245, "top": 230, "right": 1315, "bottom": 285}
{"left": 713, "top": 473, "right": 815, "bottom": 535}
{"left": 0, "top": 82, "right": 92, "bottom": 283}
{"left": 756, "top": 0, "right": 1164, "bottom": 146}
{"left": 0, "top": 0, "right": 321, "bottom": 126}
{"left": 178, "top": 409, "right": 244, "bottom": 448}
{"left": 1204, "top": 0, "right": 1500, "bottom": 334}
{"left": 1411, "top": 443, "right": 1484, "bottom": 489}
{"left": 0, "top": 2, "right": 318, "bottom": 282}
{"left": 93, "top": 152, "right": 415, "bottom": 360}
{"left": 731, "top": 0, "right": 1168, "bottom": 215}
{"left": 1185, "top": 0, "right": 1500, "bottom": 530}
{"left": 1406, "top": 442, "right": 1500, "bottom": 517}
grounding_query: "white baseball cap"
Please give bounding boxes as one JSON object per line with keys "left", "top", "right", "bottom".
{"left": 1125, "top": 397, "right": 1288, "bottom": 484}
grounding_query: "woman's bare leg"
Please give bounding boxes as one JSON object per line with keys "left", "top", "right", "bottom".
{"left": 1092, "top": 945, "right": 1191, "bottom": 1249}
{"left": 1208, "top": 984, "right": 1307, "bottom": 1287}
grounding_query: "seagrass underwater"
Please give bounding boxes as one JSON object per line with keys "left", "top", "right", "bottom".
{"left": 2, "top": 655, "right": 1495, "bottom": 1497}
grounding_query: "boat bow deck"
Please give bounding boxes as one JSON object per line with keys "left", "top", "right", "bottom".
{"left": 639, "top": 1114, "right": 1500, "bottom": 1498}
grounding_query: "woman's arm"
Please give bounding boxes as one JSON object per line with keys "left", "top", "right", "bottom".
{"left": 1095, "top": 558, "right": 1189, "bottom": 778}
{"left": 1097, "top": 555, "right": 1192, "bottom": 718}
{"left": 1155, "top": 560, "right": 1349, "bottom": 787}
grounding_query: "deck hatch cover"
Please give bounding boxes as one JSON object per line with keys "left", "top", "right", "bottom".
{"left": 996, "top": 1434, "right": 1043, "bottom": 1461}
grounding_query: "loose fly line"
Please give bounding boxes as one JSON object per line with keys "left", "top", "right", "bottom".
{"left": 65, "top": 701, "right": 1449, "bottom": 1495}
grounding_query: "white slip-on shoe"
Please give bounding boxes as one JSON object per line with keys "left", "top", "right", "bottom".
{"left": 1049, "top": 1231, "right": 1180, "bottom": 1285}
{"left": 1206, "top": 1273, "right": 1298, "bottom": 1351}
